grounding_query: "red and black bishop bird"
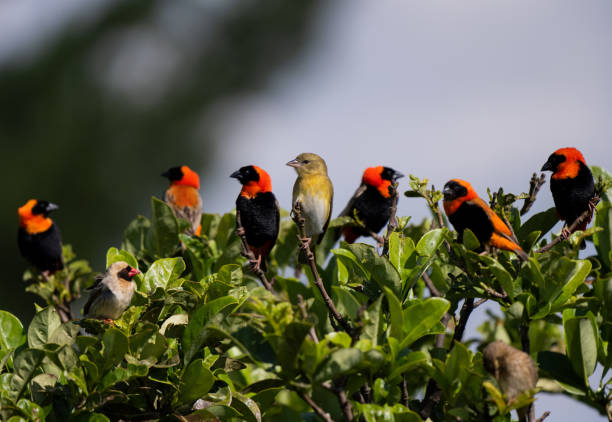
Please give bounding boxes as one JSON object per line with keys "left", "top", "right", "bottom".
{"left": 338, "top": 166, "right": 404, "bottom": 243}
{"left": 162, "top": 165, "right": 203, "bottom": 236}
{"left": 18, "top": 199, "right": 64, "bottom": 273}
{"left": 443, "top": 179, "right": 528, "bottom": 260}
{"left": 541, "top": 147, "right": 596, "bottom": 233}
{"left": 231, "top": 165, "right": 280, "bottom": 272}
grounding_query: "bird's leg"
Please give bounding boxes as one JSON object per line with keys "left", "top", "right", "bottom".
{"left": 102, "top": 319, "right": 115, "bottom": 326}
{"left": 41, "top": 271, "right": 51, "bottom": 282}
{"left": 560, "top": 226, "right": 571, "bottom": 240}
{"left": 249, "top": 254, "right": 262, "bottom": 272}
{"left": 299, "top": 235, "right": 312, "bottom": 251}
{"left": 236, "top": 226, "right": 246, "bottom": 236}
{"left": 588, "top": 197, "right": 598, "bottom": 214}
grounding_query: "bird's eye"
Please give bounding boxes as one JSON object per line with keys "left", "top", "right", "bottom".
{"left": 302, "top": 160, "right": 310, "bottom": 164}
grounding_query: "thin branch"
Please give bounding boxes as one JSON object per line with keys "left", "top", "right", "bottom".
{"left": 535, "top": 411, "right": 551, "bottom": 422}
{"left": 451, "top": 297, "right": 475, "bottom": 346}
{"left": 297, "top": 390, "right": 333, "bottom": 422}
{"left": 422, "top": 272, "right": 441, "bottom": 297}
{"left": 520, "top": 173, "right": 546, "bottom": 216}
{"left": 482, "top": 285, "right": 508, "bottom": 300}
{"left": 235, "top": 210, "right": 275, "bottom": 292}
{"left": 473, "top": 298, "right": 488, "bottom": 308}
{"left": 401, "top": 375, "right": 410, "bottom": 407}
{"left": 381, "top": 183, "right": 399, "bottom": 257}
{"left": 536, "top": 195, "right": 600, "bottom": 253}
{"left": 292, "top": 202, "right": 352, "bottom": 334}
{"left": 297, "top": 294, "right": 319, "bottom": 344}
{"left": 321, "top": 381, "right": 355, "bottom": 422}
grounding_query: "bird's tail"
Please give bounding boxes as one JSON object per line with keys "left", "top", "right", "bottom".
{"left": 490, "top": 233, "right": 529, "bottom": 261}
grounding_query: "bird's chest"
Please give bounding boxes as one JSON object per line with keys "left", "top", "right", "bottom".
{"left": 298, "top": 191, "right": 328, "bottom": 236}
{"left": 167, "top": 185, "right": 201, "bottom": 208}
{"left": 106, "top": 282, "right": 135, "bottom": 318}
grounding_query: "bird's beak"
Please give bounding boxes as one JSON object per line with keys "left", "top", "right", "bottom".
{"left": 393, "top": 171, "right": 405, "bottom": 181}
{"left": 286, "top": 159, "right": 301, "bottom": 168}
{"left": 128, "top": 268, "right": 141, "bottom": 278}
{"left": 541, "top": 161, "right": 553, "bottom": 172}
{"left": 229, "top": 170, "right": 241, "bottom": 179}
{"left": 46, "top": 203, "right": 59, "bottom": 213}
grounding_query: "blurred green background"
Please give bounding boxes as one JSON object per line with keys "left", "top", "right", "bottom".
{"left": 1, "top": 0, "right": 322, "bottom": 322}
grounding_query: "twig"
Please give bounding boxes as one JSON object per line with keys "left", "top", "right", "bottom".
{"left": 292, "top": 202, "right": 352, "bottom": 334}
{"left": 473, "top": 298, "right": 488, "bottom": 308}
{"left": 451, "top": 298, "right": 475, "bottom": 346}
{"left": 535, "top": 411, "right": 551, "bottom": 422}
{"left": 401, "top": 375, "right": 410, "bottom": 407}
{"left": 235, "top": 210, "right": 275, "bottom": 292}
{"left": 535, "top": 195, "right": 600, "bottom": 253}
{"left": 520, "top": 173, "right": 546, "bottom": 216}
{"left": 381, "top": 183, "right": 399, "bottom": 257}
{"left": 297, "top": 294, "right": 319, "bottom": 344}
{"left": 482, "top": 285, "right": 508, "bottom": 300}
{"left": 321, "top": 380, "right": 354, "bottom": 422}
{"left": 422, "top": 272, "right": 441, "bottom": 297}
{"left": 297, "top": 390, "right": 333, "bottom": 422}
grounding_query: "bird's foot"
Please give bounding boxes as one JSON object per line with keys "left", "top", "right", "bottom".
{"left": 560, "top": 227, "right": 572, "bottom": 240}
{"left": 102, "top": 319, "right": 115, "bottom": 326}
{"left": 478, "top": 251, "right": 489, "bottom": 256}
{"left": 249, "top": 255, "right": 262, "bottom": 272}
{"left": 236, "top": 226, "right": 246, "bottom": 237}
{"left": 298, "top": 236, "right": 312, "bottom": 251}
{"left": 588, "top": 198, "right": 598, "bottom": 214}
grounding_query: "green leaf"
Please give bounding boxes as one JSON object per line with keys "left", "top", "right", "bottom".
{"left": 28, "top": 307, "right": 61, "bottom": 349}
{"left": 415, "top": 229, "right": 444, "bottom": 256}
{"left": 149, "top": 197, "right": 180, "bottom": 257}
{"left": 462, "top": 228, "right": 481, "bottom": 250}
{"left": 517, "top": 207, "right": 558, "bottom": 246}
{"left": 548, "top": 258, "right": 591, "bottom": 310}
{"left": 538, "top": 351, "right": 586, "bottom": 395}
{"left": 179, "top": 358, "right": 215, "bottom": 404}
{"left": 383, "top": 287, "right": 403, "bottom": 341}
{"left": 593, "top": 202, "right": 612, "bottom": 271}
{"left": 0, "top": 311, "right": 25, "bottom": 351}
{"left": 9, "top": 348, "right": 45, "bottom": 400}
{"left": 182, "top": 296, "right": 238, "bottom": 364}
{"left": 142, "top": 257, "right": 186, "bottom": 292}
{"left": 101, "top": 328, "right": 128, "bottom": 372}
{"left": 232, "top": 392, "right": 262, "bottom": 422}
{"left": 400, "top": 298, "right": 450, "bottom": 349}
{"left": 483, "top": 381, "right": 507, "bottom": 414}
{"left": 314, "top": 348, "right": 362, "bottom": 382}
{"left": 362, "top": 296, "right": 383, "bottom": 347}
{"left": 564, "top": 314, "right": 598, "bottom": 382}
{"left": 267, "top": 322, "right": 311, "bottom": 377}
{"left": 343, "top": 243, "right": 402, "bottom": 296}
{"left": 106, "top": 247, "right": 138, "bottom": 269}
{"left": 122, "top": 215, "right": 150, "bottom": 257}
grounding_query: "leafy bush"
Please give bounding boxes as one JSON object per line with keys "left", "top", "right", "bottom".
{"left": 1, "top": 171, "right": 611, "bottom": 422}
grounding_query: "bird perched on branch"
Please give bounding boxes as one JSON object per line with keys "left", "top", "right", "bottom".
{"left": 483, "top": 341, "right": 538, "bottom": 422}
{"left": 162, "top": 165, "right": 203, "bottom": 236}
{"left": 337, "top": 166, "right": 403, "bottom": 243}
{"left": 18, "top": 199, "right": 64, "bottom": 274}
{"left": 230, "top": 165, "right": 280, "bottom": 272}
{"left": 443, "top": 179, "right": 528, "bottom": 260}
{"left": 541, "top": 147, "right": 596, "bottom": 240}
{"left": 84, "top": 261, "right": 140, "bottom": 322}
{"left": 287, "top": 153, "right": 333, "bottom": 260}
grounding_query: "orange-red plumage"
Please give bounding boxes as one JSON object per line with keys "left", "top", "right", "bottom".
{"left": 162, "top": 165, "right": 203, "bottom": 236}
{"left": 443, "top": 179, "right": 528, "bottom": 260}
{"left": 18, "top": 199, "right": 64, "bottom": 272}
{"left": 541, "top": 147, "right": 595, "bottom": 235}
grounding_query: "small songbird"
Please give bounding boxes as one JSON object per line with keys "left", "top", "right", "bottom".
{"left": 230, "top": 165, "right": 280, "bottom": 272}
{"left": 541, "top": 147, "right": 596, "bottom": 236}
{"left": 338, "top": 166, "right": 404, "bottom": 243}
{"left": 161, "top": 165, "right": 203, "bottom": 236}
{"left": 443, "top": 179, "right": 528, "bottom": 260}
{"left": 84, "top": 261, "right": 140, "bottom": 321}
{"left": 287, "top": 153, "right": 334, "bottom": 254}
{"left": 18, "top": 199, "right": 64, "bottom": 273}
{"left": 483, "top": 341, "right": 538, "bottom": 422}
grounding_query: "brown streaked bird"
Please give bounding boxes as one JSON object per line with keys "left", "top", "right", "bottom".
{"left": 230, "top": 165, "right": 280, "bottom": 272}
{"left": 443, "top": 179, "right": 528, "bottom": 260}
{"left": 162, "top": 165, "right": 203, "bottom": 236}
{"left": 541, "top": 147, "right": 596, "bottom": 243}
{"left": 483, "top": 340, "right": 538, "bottom": 422}
{"left": 287, "top": 153, "right": 333, "bottom": 260}
{"left": 18, "top": 199, "right": 64, "bottom": 274}
{"left": 338, "top": 166, "right": 403, "bottom": 243}
{"left": 84, "top": 261, "right": 140, "bottom": 322}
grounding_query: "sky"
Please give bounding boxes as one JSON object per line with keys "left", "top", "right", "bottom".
{"left": 2, "top": 0, "right": 610, "bottom": 420}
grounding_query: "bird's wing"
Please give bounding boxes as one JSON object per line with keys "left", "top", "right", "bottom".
{"left": 83, "top": 278, "right": 112, "bottom": 316}
{"left": 471, "top": 197, "right": 514, "bottom": 238}
{"left": 338, "top": 184, "right": 367, "bottom": 217}
{"left": 318, "top": 180, "right": 334, "bottom": 244}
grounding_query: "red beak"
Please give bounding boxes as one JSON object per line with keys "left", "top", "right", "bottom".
{"left": 128, "top": 268, "right": 141, "bottom": 278}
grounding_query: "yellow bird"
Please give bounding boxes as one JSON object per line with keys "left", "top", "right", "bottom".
{"left": 287, "top": 153, "right": 334, "bottom": 255}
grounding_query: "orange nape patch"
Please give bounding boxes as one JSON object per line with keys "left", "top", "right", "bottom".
{"left": 240, "top": 166, "right": 272, "bottom": 198}
{"left": 171, "top": 165, "right": 200, "bottom": 189}
{"left": 18, "top": 199, "right": 53, "bottom": 234}
{"left": 167, "top": 185, "right": 201, "bottom": 207}
{"left": 362, "top": 166, "right": 391, "bottom": 197}
{"left": 443, "top": 179, "right": 478, "bottom": 216}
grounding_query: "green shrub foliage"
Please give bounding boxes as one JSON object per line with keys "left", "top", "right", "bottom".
{"left": 2, "top": 172, "right": 611, "bottom": 421}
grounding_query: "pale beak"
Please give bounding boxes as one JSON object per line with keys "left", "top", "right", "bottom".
{"left": 286, "top": 159, "right": 301, "bottom": 168}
